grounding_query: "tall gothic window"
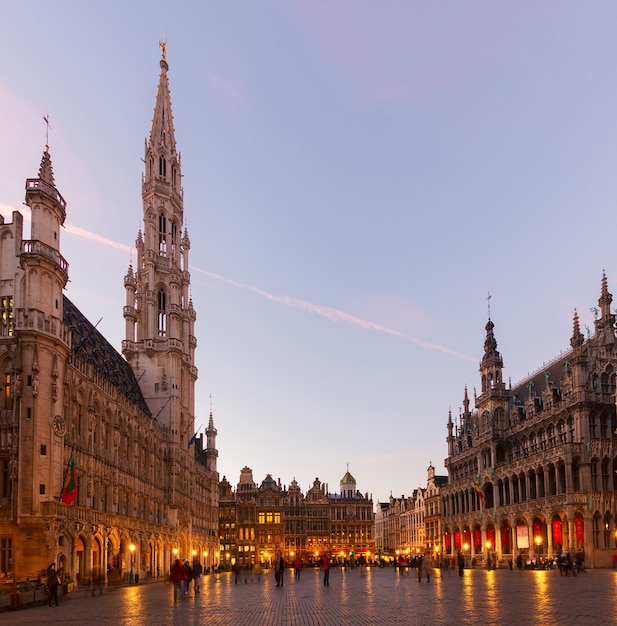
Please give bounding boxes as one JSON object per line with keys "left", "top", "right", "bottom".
{"left": 0, "top": 537, "right": 12, "bottom": 574}
{"left": 158, "top": 155, "right": 167, "bottom": 178}
{"left": 0, "top": 459, "right": 11, "bottom": 498}
{"left": 158, "top": 290, "right": 167, "bottom": 337}
{"left": 158, "top": 214, "right": 167, "bottom": 254}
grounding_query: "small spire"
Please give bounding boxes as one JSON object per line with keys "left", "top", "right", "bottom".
{"left": 463, "top": 385, "right": 470, "bottom": 414}
{"left": 38, "top": 148, "right": 56, "bottom": 186}
{"left": 599, "top": 271, "right": 613, "bottom": 318}
{"left": 570, "top": 309, "right": 584, "bottom": 348}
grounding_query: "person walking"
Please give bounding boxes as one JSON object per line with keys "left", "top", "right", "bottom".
{"left": 294, "top": 556, "right": 302, "bottom": 581}
{"left": 170, "top": 559, "right": 184, "bottom": 603}
{"left": 182, "top": 559, "right": 192, "bottom": 595}
{"left": 274, "top": 551, "right": 285, "bottom": 587}
{"left": 358, "top": 554, "right": 366, "bottom": 577}
{"left": 91, "top": 566, "right": 103, "bottom": 596}
{"left": 322, "top": 553, "right": 330, "bottom": 586}
{"left": 192, "top": 559, "right": 203, "bottom": 593}
{"left": 457, "top": 551, "right": 465, "bottom": 576}
{"left": 46, "top": 563, "right": 60, "bottom": 606}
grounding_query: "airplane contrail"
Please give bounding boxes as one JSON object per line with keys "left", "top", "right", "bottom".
{"left": 13, "top": 212, "right": 475, "bottom": 363}
{"left": 192, "top": 268, "right": 476, "bottom": 362}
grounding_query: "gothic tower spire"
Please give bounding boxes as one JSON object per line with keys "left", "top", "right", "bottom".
{"left": 480, "top": 317, "right": 504, "bottom": 394}
{"left": 123, "top": 45, "right": 197, "bottom": 461}
{"left": 206, "top": 404, "right": 218, "bottom": 472}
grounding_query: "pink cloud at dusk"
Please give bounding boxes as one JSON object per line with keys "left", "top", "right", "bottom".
{"left": 286, "top": 2, "right": 515, "bottom": 106}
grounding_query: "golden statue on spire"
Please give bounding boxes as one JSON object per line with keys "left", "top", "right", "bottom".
{"left": 159, "top": 39, "right": 167, "bottom": 59}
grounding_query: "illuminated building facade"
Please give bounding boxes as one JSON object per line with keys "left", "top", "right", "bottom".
{"left": 219, "top": 468, "right": 374, "bottom": 567}
{"left": 0, "top": 47, "right": 219, "bottom": 581}
{"left": 441, "top": 277, "right": 617, "bottom": 567}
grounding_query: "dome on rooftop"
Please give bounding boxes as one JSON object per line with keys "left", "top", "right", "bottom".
{"left": 340, "top": 470, "right": 356, "bottom": 486}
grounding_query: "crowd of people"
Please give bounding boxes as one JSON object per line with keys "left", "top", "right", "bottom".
{"left": 169, "top": 558, "right": 203, "bottom": 602}
{"left": 165, "top": 547, "right": 591, "bottom": 602}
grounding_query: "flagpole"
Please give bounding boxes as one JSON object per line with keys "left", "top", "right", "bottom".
{"left": 188, "top": 424, "right": 204, "bottom": 449}
{"left": 181, "top": 415, "right": 196, "bottom": 441}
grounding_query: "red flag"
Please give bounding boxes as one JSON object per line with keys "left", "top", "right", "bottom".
{"left": 474, "top": 483, "right": 485, "bottom": 507}
{"left": 61, "top": 456, "right": 78, "bottom": 505}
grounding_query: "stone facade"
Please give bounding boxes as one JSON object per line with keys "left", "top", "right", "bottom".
{"left": 0, "top": 48, "right": 219, "bottom": 582}
{"left": 374, "top": 463, "right": 446, "bottom": 562}
{"left": 219, "top": 468, "right": 374, "bottom": 568}
{"left": 441, "top": 276, "right": 617, "bottom": 568}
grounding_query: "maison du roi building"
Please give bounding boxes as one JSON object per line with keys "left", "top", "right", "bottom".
{"left": 441, "top": 279, "right": 617, "bottom": 568}
{"left": 219, "top": 467, "right": 374, "bottom": 569}
{"left": 0, "top": 48, "right": 220, "bottom": 581}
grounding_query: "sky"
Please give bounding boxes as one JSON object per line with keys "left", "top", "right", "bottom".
{"left": 2, "top": 2, "right": 617, "bottom": 505}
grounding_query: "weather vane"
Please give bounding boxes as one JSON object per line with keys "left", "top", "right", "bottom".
{"left": 487, "top": 292, "right": 492, "bottom": 319}
{"left": 43, "top": 115, "right": 51, "bottom": 148}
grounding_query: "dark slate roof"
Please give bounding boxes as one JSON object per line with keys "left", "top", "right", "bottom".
{"left": 63, "top": 295, "right": 151, "bottom": 416}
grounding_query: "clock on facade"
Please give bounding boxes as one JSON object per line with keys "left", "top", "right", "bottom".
{"left": 52, "top": 415, "right": 66, "bottom": 437}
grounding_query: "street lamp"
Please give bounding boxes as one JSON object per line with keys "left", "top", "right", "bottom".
{"left": 129, "top": 544, "right": 135, "bottom": 583}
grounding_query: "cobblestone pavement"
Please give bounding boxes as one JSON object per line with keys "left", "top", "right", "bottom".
{"left": 4, "top": 566, "right": 617, "bottom": 626}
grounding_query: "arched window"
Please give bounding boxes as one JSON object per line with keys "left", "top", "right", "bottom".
{"left": 519, "top": 472, "right": 527, "bottom": 502}
{"left": 538, "top": 429, "right": 546, "bottom": 450}
{"left": 602, "top": 457, "right": 610, "bottom": 490}
{"left": 601, "top": 365, "right": 615, "bottom": 394}
{"left": 557, "top": 419, "right": 566, "bottom": 442}
{"left": 604, "top": 511, "right": 613, "bottom": 548}
{"left": 593, "top": 511, "right": 602, "bottom": 548}
{"left": 528, "top": 469, "right": 537, "bottom": 500}
{"left": 157, "top": 290, "right": 167, "bottom": 337}
{"left": 591, "top": 458, "right": 599, "bottom": 490}
{"left": 158, "top": 155, "right": 167, "bottom": 178}
{"left": 547, "top": 464, "right": 556, "bottom": 496}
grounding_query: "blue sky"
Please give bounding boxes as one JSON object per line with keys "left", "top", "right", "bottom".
{"left": 2, "top": 2, "right": 617, "bottom": 504}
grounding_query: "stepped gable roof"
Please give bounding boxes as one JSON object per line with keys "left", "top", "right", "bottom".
{"left": 63, "top": 295, "right": 151, "bottom": 416}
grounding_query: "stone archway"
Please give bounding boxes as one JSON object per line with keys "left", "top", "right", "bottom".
{"left": 75, "top": 534, "right": 88, "bottom": 584}
{"left": 106, "top": 533, "right": 121, "bottom": 584}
